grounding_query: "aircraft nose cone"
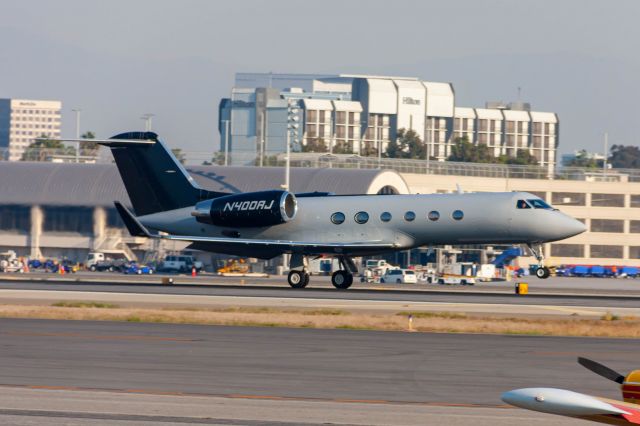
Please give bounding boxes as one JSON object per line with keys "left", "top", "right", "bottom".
{"left": 566, "top": 217, "right": 587, "bottom": 238}
{"left": 546, "top": 215, "right": 587, "bottom": 241}
{"left": 501, "top": 389, "right": 537, "bottom": 409}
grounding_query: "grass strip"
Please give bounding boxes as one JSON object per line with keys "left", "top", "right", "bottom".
{"left": 0, "top": 304, "right": 637, "bottom": 338}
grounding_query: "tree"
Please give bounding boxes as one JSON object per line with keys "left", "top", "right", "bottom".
{"left": 609, "top": 144, "right": 640, "bottom": 169}
{"left": 171, "top": 148, "right": 186, "bottom": 165}
{"left": 448, "top": 136, "right": 494, "bottom": 163}
{"left": 301, "top": 138, "right": 327, "bottom": 153}
{"left": 504, "top": 149, "right": 539, "bottom": 166}
{"left": 385, "top": 128, "right": 426, "bottom": 159}
{"left": 21, "top": 134, "right": 74, "bottom": 161}
{"left": 564, "top": 149, "right": 602, "bottom": 168}
{"left": 80, "top": 131, "right": 98, "bottom": 156}
{"left": 332, "top": 141, "right": 353, "bottom": 155}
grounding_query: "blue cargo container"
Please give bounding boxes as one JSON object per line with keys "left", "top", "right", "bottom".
{"left": 571, "top": 265, "right": 590, "bottom": 276}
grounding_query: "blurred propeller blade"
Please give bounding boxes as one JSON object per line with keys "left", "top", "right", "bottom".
{"left": 578, "top": 357, "right": 625, "bottom": 384}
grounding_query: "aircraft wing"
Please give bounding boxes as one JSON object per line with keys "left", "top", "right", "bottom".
{"left": 114, "top": 202, "right": 397, "bottom": 255}
{"left": 502, "top": 388, "right": 640, "bottom": 424}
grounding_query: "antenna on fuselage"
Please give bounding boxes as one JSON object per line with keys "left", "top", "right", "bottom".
{"left": 456, "top": 184, "right": 463, "bottom": 195}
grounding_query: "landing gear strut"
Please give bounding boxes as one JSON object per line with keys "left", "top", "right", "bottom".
{"left": 528, "top": 244, "right": 550, "bottom": 279}
{"left": 287, "top": 253, "right": 309, "bottom": 289}
{"left": 331, "top": 256, "right": 357, "bottom": 289}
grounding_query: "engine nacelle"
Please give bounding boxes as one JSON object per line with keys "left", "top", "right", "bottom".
{"left": 192, "top": 190, "right": 297, "bottom": 228}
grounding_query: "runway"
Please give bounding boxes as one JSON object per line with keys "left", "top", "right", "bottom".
{"left": 0, "top": 318, "right": 636, "bottom": 425}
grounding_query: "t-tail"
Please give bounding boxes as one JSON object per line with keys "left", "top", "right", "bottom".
{"left": 100, "top": 131, "right": 227, "bottom": 216}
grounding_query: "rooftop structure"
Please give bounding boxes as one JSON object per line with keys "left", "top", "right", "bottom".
{"left": 219, "top": 73, "right": 559, "bottom": 173}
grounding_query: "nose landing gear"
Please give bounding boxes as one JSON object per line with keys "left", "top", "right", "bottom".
{"left": 528, "top": 244, "right": 550, "bottom": 279}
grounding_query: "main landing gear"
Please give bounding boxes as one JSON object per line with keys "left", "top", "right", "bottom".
{"left": 287, "top": 254, "right": 310, "bottom": 289}
{"left": 286, "top": 254, "right": 358, "bottom": 289}
{"left": 331, "top": 256, "right": 358, "bottom": 290}
{"left": 528, "top": 244, "right": 550, "bottom": 279}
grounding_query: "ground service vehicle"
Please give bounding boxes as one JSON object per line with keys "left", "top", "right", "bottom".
{"left": 123, "top": 263, "right": 154, "bottom": 275}
{"left": 162, "top": 255, "right": 203, "bottom": 273}
{"left": 380, "top": 269, "right": 417, "bottom": 284}
{"left": 61, "top": 132, "right": 586, "bottom": 289}
{"left": 0, "top": 251, "right": 25, "bottom": 273}
{"left": 86, "top": 252, "right": 105, "bottom": 269}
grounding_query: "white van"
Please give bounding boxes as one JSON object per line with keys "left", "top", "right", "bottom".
{"left": 162, "top": 255, "right": 203, "bottom": 273}
{"left": 380, "top": 269, "right": 417, "bottom": 284}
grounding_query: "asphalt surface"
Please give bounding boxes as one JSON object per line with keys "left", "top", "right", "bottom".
{"left": 1, "top": 318, "right": 636, "bottom": 425}
{"left": 1, "top": 279, "right": 639, "bottom": 309}
{"left": 0, "top": 318, "right": 636, "bottom": 404}
{"left": 10, "top": 270, "right": 640, "bottom": 295}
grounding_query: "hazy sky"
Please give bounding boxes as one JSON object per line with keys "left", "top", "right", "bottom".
{"left": 1, "top": 0, "right": 638, "bottom": 155}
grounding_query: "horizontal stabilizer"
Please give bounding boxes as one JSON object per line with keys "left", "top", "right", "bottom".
{"left": 114, "top": 202, "right": 153, "bottom": 238}
{"left": 36, "top": 137, "right": 156, "bottom": 147}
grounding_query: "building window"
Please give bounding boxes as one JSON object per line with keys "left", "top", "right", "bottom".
{"left": 590, "top": 219, "right": 624, "bottom": 233}
{"left": 590, "top": 245, "right": 623, "bottom": 259}
{"left": 377, "top": 186, "right": 398, "bottom": 195}
{"left": 551, "top": 192, "right": 586, "bottom": 206}
{"left": 0, "top": 205, "right": 30, "bottom": 232}
{"left": 380, "top": 212, "right": 392, "bottom": 222}
{"left": 354, "top": 211, "right": 369, "bottom": 224}
{"left": 43, "top": 206, "right": 93, "bottom": 234}
{"left": 550, "top": 244, "right": 584, "bottom": 257}
{"left": 330, "top": 212, "right": 345, "bottom": 225}
{"left": 631, "top": 220, "right": 640, "bottom": 233}
{"left": 591, "top": 193, "right": 625, "bottom": 207}
{"left": 452, "top": 210, "right": 464, "bottom": 220}
{"left": 630, "top": 195, "right": 640, "bottom": 208}
{"left": 404, "top": 211, "right": 416, "bottom": 222}
{"left": 106, "top": 208, "right": 125, "bottom": 228}
{"left": 630, "top": 246, "right": 640, "bottom": 259}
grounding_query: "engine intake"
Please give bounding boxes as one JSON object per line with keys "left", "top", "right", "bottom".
{"left": 192, "top": 190, "right": 297, "bottom": 228}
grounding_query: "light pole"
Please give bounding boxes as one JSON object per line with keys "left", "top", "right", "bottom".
{"left": 284, "top": 101, "right": 300, "bottom": 191}
{"left": 141, "top": 113, "right": 155, "bottom": 132}
{"left": 603, "top": 132, "right": 608, "bottom": 177}
{"left": 72, "top": 108, "right": 81, "bottom": 163}
{"left": 223, "top": 119, "right": 230, "bottom": 166}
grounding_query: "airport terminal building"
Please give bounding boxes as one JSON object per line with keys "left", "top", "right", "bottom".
{"left": 1, "top": 159, "right": 639, "bottom": 269}
{"left": 219, "top": 73, "right": 559, "bottom": 174}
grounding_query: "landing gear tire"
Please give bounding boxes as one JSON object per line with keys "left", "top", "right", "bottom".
{"left": 331, "top": 270, "right": 353, "bottom": 289}
{"left": 288, "top": 270, "right": 309, "bottom": 289}
{"left": 535, "top": 267, "right": 550, "bottom": 279}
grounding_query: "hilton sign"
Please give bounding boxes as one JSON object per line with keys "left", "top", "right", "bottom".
{"left": 402, "top": 97, "right": 421, "bottom": 106}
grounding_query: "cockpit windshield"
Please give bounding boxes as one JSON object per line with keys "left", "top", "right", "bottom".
{"left": 516, "top": 200, "right": 531, "bottom": 209}
{"left": 527, "top": 199, "right": 554, "bottom": 210}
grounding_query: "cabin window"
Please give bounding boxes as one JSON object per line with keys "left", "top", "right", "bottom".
{"left": 404, "top": 211, "right": 416, "bottom": 222}
{"left": 516, "top": 200, "right": 531, "bottom": 209}
{"left": 452, "top": 210, "right": 464, "bottom": 221}
{"left": 331, "top": 212, "right": 345, "bottom": 225}
{"left": 428, "top": 211, "right": 440, "bottom": 221}
{"left": 380, "top": 212, "right": 392, "bottom": 222}
{"left": 354, "top": 211, "right": 369, "bottom": 224}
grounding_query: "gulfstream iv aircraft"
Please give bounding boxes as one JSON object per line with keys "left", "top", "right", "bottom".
{"left": 74, "top": 132, "right": 586, "bottom": 289}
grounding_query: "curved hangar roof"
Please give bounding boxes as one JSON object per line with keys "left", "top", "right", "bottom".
{"left": 0, "top": 162, "right": 409, "bottom": 207}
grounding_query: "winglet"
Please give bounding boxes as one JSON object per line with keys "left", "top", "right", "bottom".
{"left": 114, "top": 201, "right": 154, "bottom": 238}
